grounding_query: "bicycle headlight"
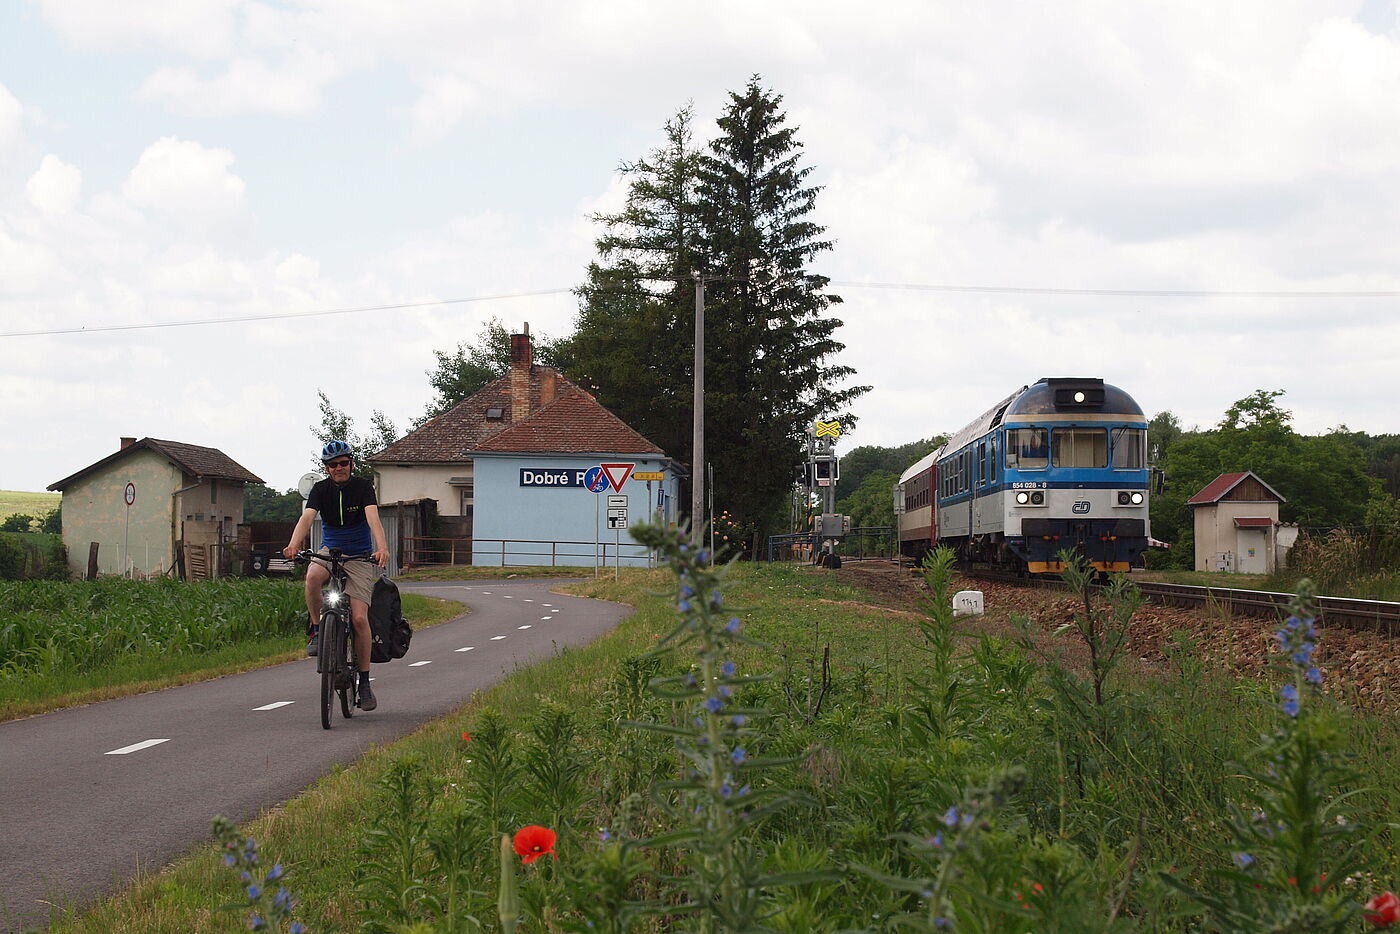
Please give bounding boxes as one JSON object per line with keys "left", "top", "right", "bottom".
{"left": 325, "top": 590, "right": 343, "bottom": 606}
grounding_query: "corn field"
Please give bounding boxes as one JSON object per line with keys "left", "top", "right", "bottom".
{"left": 0, "top": 578, "right": 304, "bottom": 680}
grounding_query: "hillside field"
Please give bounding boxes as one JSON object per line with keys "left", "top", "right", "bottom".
{"left": 0, "top": 490, "right": 60, "bottom": 521}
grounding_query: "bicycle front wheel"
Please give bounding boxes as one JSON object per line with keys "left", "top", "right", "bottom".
{"left": 320, "top": 616, "right": 336, "bottom": 730}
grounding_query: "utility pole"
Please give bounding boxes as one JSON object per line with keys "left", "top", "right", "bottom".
{"left": 691, "top": 272, "right": 705, "bottom": 543}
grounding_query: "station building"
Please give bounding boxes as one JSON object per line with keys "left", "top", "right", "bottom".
{"left": 370, "top": 330, "right": 680, "bottom": 568}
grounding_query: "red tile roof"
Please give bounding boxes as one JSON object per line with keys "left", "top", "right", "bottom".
{"left": 369, "top": 365, "right": 667, "bottom": 462}
{"left": 49, "top": 438, "right": 262, "bottom": 490}
{"left": 1233, "top": 517, "right": 1275, "bottom": 528}
{"left": 471, "top": 389, "right": 665, "bottom": 455}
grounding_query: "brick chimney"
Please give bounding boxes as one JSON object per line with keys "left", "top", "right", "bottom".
{"left": 509, "top": 327, "right": 533, "bottom": 423}
{"left": 540, "top": 369, "right": 556, "bottom": 408}
{"left": 120, "top": 437, "right": 136, "bottom": 450}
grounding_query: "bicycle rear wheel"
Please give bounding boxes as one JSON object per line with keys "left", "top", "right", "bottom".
{"left": 319, "top": 616, "right": 336, "bottom": 730}
{"left": 338, "top": 626, "right": 356, "bottom": 719}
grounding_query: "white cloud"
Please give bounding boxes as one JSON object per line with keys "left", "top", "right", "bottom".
{"left": 120, "top": 137, "right": 248, "bottom": 234}
{"left": 408, "top": 74, "right": 480, "bottom": 146}
{"left": 0, "top": 82, "right": 23, "bottom": 150}
{"left": 136, "top": 50, "right": 340, "bottom": 116}
{"left": 25, "top": 155, "right": 82, "bottom": 216}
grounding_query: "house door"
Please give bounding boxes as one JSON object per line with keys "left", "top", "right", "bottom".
{"left": 1237, "top": 529, "right": 1267, "bottom": 574}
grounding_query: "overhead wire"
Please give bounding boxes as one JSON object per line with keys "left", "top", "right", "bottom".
{"left": 4, "top": 279, "right": 1399, "bottom": 338}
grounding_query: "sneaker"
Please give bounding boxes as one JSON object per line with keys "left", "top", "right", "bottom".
{"left": 358, "top": 681, "right": 377, "bottom": 711}
{"left": 306, "top": 625, "right": 319, "bottom": 657}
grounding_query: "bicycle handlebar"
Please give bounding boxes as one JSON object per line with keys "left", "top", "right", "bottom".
{"left": 293, "top": 549, "right": 376, "bottom": 567}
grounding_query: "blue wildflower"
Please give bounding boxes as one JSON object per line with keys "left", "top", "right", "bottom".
{"left": 738, "top": 784, "right": 750, "bottom": 796}
{"left": 224, "top": 853, "right": 236, "bottom": 867}
{"left": 721, "top": 781, "right": 733, "bottom": 798}
{"left": 1233, "top": 852, "right": 1255, "bottom": 869}
{"left": 943, "top": 806, "right": 960, "bottom": 828}
{"left": 291, "top": 925, "right": 305, "bottom": 934}
{"left": 731, "top": 747, "right": 747, "bottom": 764}
{"left": 930, "top": 831, "right": 944, "bottom": 848}
{"left": 1305, "top": 667, "right": 1323, "bottom": 685}
{"left": 272, "top": 888, "right": 290, "bottom": 910}
{"left": 248, "top": 915, "right": 265, "bottom": 931}
{"left": 725, "top": 617, "right": 741, "bottom": 634}
{"left": 1281, "top": 683, "right": 1298, "bottom": 701}
{"left": 678, "top": 600, "right": 691, "bottom": 613}
{"left": 1283, "top": 698, "right": 1299, "bottom": 718}
{"left": 267, "top": 864, "right": 283, "bottom": 881}
{"left": 731, "top": 714, "right": 747, "bottom": 726}
{"left": 934, "top": 919, "right": 953, "bottom": 930}
{"left": 718, "top": 685, "right": 732, "bottom": 697}
{"left": 722, "top": 660, "right": 737, "bottom": 677}
{"left": 599, "top": 827, "right": 612, "bottom": 842}
{"left": 711, "top": 591, "right": 723, "bottom": 607}
{"left": 247, "top": 884, "right": 261, "bottom": 899}
{"left": 681, "top": 585, "right": 695, "bottom": 598}
{"left": 705, "top": 696, "right": 724, "bottom": 713}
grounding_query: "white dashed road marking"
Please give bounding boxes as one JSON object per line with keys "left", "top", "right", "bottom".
{"left": 491, "top": 635, "right": 507, "bottom": 641}
{"left": 409, "top": 660, "right": 432, "bottom": 667}
{"left": 105, "top": 739, "right": 169, "bottom": 755}
{"left": 541, "top": 616, "right": 553, "bottom": 621}
{"left": 517, "top": 625, "right": 532, "bottom": 630}
{"left": 253, "top": 701, "right": 294, "bottom": 711}
{"left": 455, "top": 646, "right": 475, "bottom": 652}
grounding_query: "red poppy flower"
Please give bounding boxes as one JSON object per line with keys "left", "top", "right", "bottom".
{"left": 513, "top": 825, "right": 557, "bottom": 864}
{"left": 1366, "top": 891, "right": 1399, "bottom": 928}
{"left": 461, "top": 732, "right": 471, "bottom": 741}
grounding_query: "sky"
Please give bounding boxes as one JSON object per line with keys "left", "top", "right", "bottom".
{"left": 4, "top": 0, "right": 1400, "bottom": 495}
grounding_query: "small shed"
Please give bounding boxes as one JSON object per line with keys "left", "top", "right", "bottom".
{"left": 48, "top": 437, "right": 262, "bottom": 579}
{"left": 1187, "top": 471, "right": 1286, "bottom": 574}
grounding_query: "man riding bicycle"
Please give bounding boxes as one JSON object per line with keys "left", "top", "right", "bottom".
{"left": 283, "top": 440, "right": 391, "bottom": 711}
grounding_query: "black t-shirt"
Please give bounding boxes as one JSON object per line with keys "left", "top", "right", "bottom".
{"left": 308, "top": 476, "right": 377, "bottom": 552}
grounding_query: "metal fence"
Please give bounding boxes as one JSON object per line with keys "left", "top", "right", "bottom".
{"left": 469, "top": 538, "right": 655, "bottom": 569}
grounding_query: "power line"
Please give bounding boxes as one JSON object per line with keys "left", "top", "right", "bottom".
{"left": 0, "top": 288, "right": 574, "bottom": 338}
{"left": 831, "top": 280, "right": 1400, "bottom": 298}
{"left": 6, "top": 277, "right": 1398, "bottom": 339}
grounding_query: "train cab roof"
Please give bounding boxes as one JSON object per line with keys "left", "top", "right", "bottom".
{"left": 1005, "top": 378, "right": 1144, "bottom": 418}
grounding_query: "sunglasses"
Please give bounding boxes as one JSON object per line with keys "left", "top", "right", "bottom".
{"left": 326, "top": 459, "right": 353, "bottom": 469}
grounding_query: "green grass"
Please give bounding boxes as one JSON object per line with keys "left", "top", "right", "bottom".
{"left": 0, "top": 489, "right": 60, "bottom": 521}
{"left": 0, "top": 589, "right": 462, "bottom": 722}
{"left": 31, "top": 564, "right": 1400, "bottom": 932}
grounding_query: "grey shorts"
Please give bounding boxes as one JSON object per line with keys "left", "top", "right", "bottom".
{"left": 318, "top": 548, "right": 379, "bottom": 605}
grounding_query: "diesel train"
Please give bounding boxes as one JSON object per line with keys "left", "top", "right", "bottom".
{"left": 895, "top": 378, "right": 1151, "bottom": 574}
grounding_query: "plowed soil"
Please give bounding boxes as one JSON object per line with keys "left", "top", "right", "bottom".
{"left": 829, "top": 560, "right": 1400, "bottom": 710}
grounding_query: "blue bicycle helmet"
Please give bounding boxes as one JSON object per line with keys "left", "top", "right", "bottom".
{"left": 320, "top": 439, "right": 354, "bottom": 462}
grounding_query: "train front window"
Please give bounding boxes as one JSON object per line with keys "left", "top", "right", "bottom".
{"left": 1006, "top": 428, "right": 1048, "bottom": 470}
{"left": 1112, "top": 428, "right": 1146, "bottom": 468}
{"left": 1053, "top": 428, "right": 1108, "bottom": 468}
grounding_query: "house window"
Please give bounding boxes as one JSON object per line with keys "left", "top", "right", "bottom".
{"left": 485, "top": 407, "right": 504, "bottom": 420}
{"left": 460, "top": 481, "right": 474, "bottom": 518}
{"left": 210, "top": 479, "right": 218, "bottom": 504}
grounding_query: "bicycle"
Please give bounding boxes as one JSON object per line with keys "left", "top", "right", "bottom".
{"left": 296, "top": 549, "right": 375, "bottom": 730}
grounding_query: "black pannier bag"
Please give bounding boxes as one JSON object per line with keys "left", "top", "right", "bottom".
{"left": 369, "top": 577, "right": 413, "bottom": 663}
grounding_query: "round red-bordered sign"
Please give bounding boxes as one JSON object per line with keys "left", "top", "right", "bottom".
{"left": 124, "top": 482, "right": 136, "bottom": 506}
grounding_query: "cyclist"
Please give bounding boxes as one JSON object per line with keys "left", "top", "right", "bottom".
{"left": 283, "top": 440, "right": 391, "bottom": 711}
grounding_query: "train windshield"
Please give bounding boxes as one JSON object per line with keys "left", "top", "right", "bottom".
{"left": 1053, "top": 428, "right": 1108, "bottom": 468}
{"left": 1111, "top": 428, "right": 1146, "bottom": 468}
{"left": 1006, "top": 428, "right": 1049, "bottom": 469}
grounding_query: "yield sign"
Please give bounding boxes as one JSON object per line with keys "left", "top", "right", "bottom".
{"left": 600, "top": 463, "right": 635, "bottom": 492}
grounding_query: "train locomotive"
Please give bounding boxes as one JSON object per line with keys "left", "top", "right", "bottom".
{"left": 896, "top": 378, "right": 1150, "bottom": 574}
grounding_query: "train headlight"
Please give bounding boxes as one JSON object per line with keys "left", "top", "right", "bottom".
{"left": 1116, "top": 491, "right": 1146, "bottom": 506}
{"left": 1031, "top": 491, "right": 1044, "bottom": 505}
{"left": 1016, "top": 491, "right": 1029, "bottom": 505}
{"left": 1131, "top": 491, "right": 1144, "bottom": 505}
{"left": 1117, "top": 491, "right": 1130, "bottom": 505}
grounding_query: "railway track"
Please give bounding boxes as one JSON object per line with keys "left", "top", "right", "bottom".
{"left": 961, "top": 569, "right": 1400, "bottom": 636}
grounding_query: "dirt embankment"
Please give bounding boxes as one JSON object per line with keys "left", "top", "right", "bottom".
{"left": 828, "top": 561, "right": 1400, "bottom": 710}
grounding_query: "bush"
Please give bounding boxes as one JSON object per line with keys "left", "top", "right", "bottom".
{"left": 0, "top": 537, "right": 23, "bottom": 580}
{"left": 0, "top": 514, "right": 35, "bottom": 533}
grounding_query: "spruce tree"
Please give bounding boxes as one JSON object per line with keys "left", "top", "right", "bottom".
{"left": 693, "top": 77, "right": 868, "bottom": 551}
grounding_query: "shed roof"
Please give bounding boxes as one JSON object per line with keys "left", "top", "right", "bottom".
{"left": 48, "top": 438, "right": 263, "bottom": 491}
{"left": 1233, "top": 517, "right": 1275, "bottom": 528}
{"left": 1186, "top": 470, "right": 1286, "bottom": 506}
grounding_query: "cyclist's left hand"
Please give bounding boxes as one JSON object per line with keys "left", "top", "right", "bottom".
{"left": 373, "top": 549, "right": 390, "bottom": 568}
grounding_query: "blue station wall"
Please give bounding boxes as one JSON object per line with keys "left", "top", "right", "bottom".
{"left": 470, "top": 454, "right": 679, "bottom": 567}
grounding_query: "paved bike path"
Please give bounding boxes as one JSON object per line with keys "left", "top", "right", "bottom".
{"left": 0, "top": 579, "right": 629, "bottom": 933}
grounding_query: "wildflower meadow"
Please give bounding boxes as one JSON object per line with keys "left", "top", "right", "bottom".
{"left": 44, "top": 523, "right": 1400, "bottom": 933}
